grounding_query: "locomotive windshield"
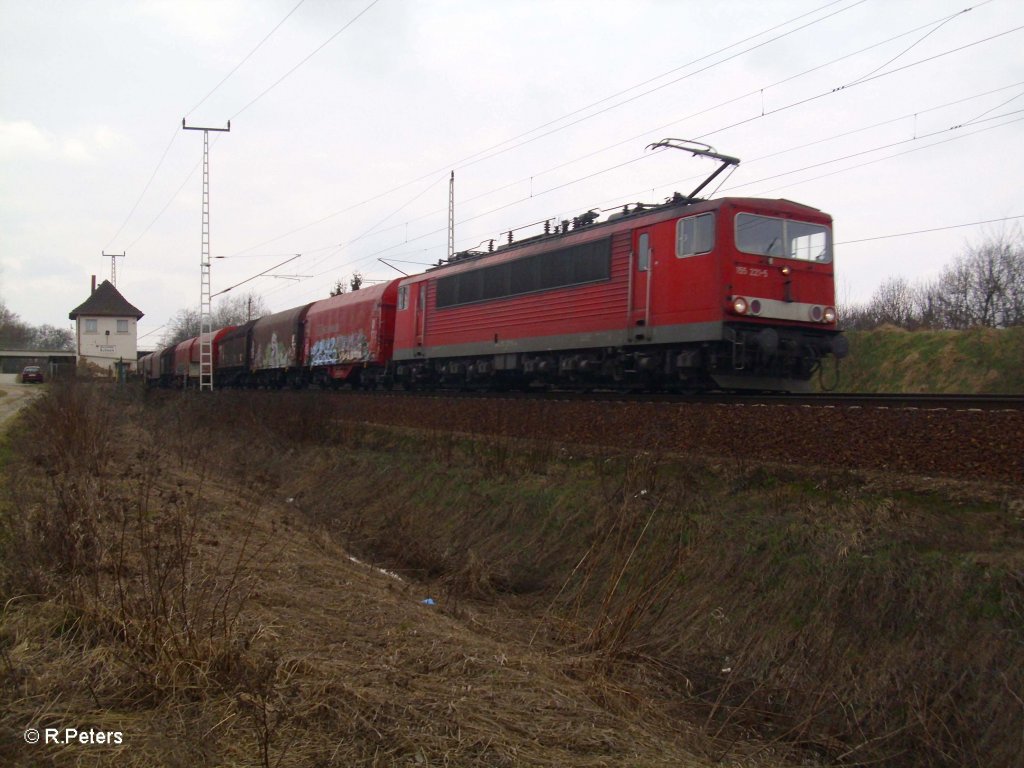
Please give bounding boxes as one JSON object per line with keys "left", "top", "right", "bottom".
{"left": 735, "top": 213, "right": 831, "bottom": 263}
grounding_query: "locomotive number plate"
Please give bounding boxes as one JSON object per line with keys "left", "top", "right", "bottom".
{"left": 735, "top": 265, "right": 769, "bottom": 278}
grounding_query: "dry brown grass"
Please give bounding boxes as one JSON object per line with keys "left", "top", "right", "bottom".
{"left": 0, "top": 384, "right": 735, "bottom": 767}
{"left": 4, "top": 385, "right": 1021, "bottom": 767}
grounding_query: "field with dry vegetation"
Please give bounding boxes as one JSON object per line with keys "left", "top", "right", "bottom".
{"left": 1, "top": 383, "right": 1022, "bottom": 767}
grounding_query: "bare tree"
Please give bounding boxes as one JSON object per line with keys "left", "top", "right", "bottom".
{"left": 0, "top": 301, "right": 74, "bottom": 350}
{"left": 866, "top": 276, "right": 916, "bottom": 328}
{"left": 160, "top": 291, "right": 269, "bottom": 347}
{"left": 330, "top": 272, "right": 363, "bottom": 297}
{"left": 845, "top": 231, "right": 1024, "bottom": 330}
{"left": 931, "top": 233, "right": 1024, "bottom": 328}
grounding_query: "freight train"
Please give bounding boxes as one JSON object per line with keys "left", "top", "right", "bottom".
{"left": 141, "top": 191, "right": 848, "bottom": 393}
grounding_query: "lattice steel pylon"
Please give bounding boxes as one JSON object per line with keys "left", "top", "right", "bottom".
{"left": 102, "top": 251, "right": 125, "bottom": 286}
{"left": 448, "top": 171, "right": 454, "bottom": 259}
{"left": 183, "top": 119, "right": 230, "bottom": 391}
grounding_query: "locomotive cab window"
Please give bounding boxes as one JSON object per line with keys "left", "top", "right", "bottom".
{"left": 735, "top": 213, "right": 831, "bottom": 263}
{"left": 676, "top": 213, "right": 715, "bottom": 258}
{"left": 397, "top": 285, "right": 409, "bottom": 310}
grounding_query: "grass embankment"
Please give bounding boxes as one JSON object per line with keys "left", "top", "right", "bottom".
{"left": 2, "top": 385, "right": 1023, "bottom": 766}
{"left": 835, "top": 325, "right": 1024, "bottom": 393}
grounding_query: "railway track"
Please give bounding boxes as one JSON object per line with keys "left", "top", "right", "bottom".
{"left": 152, "top": 386, "right": 1024, "bottom": 482}
{"left": 311, "top": 389, "right": 1024, "bottom": 483}
{"left": 328, "top": 387, "right": 1024, "bottom": 411}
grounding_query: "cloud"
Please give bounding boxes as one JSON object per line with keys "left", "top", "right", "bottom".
{"left": 0, "top": 120, "right": 53, "bottom": 159}
{"left": 135, "top": 0, "right": 250, "bottom": 45}
{"left": 0, "top": 120, "right": 126, "bottom": 164}
{"left": 61, "top": 138, "right": 96, "bottom": 164}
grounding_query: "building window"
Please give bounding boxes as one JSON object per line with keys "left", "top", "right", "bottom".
{"left": 84, "top": 319, "right": 98, "bottom": 334}
{"left": 117, "top": 319, "right": 129, "bottom": 333}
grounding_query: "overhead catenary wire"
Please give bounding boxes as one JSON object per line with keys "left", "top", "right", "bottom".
{"left": 128, "top": 3, "right": 1020, "bottom": 327}
{"left": 432, "top": 0, "right": 869, "bottom": 175}
{"left": 211, "top": 254, "right": 301, "bottom": 298}
{"left": 225, "top": 4, "right": 1012, "bottom": 266}
{"left": 249, "top": 34, "right": 1024, "bottom": 304}
{"left": 106, "top": 1, "right": 308, "bottom": 251}
{"left": 104, "top": 126, "right": 179, "bottom": 250}
{"left": 841, "top": 0, "right": 990, "bottom": 86}
{"left": 104, "top": 0, "right": 377, "bottom": 255}
{"left": 229, "top": 0, "right": 383, "bottom": 121}
{"left": 187, "top": 0, "right": 308, "bottom": 118}
{"left": 836, "top": 216, "right": 1024, "bottom": 244}
{"left": 310, "top": 80, "right": 1024, "bottom": 252}
{"left": 258, "top": 107, "right": 1024, "bottom": 310}
{"left": 223, "top": 0, "right": 873, "bottom": 260}
{"left": 733, "top": 113, "right": 1024, "bottom": 198}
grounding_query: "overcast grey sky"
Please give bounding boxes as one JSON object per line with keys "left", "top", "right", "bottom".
{"left": 2, "top": 0, "right": 1022, "bottom": 344}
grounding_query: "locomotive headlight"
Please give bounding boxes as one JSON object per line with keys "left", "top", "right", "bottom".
{"left": 823, "top": 306, "right": 837, "bottom": 323}
{"left": 780, "top": 265, "right": 791, "bottom": 276}
{"left": 732, "top": 296, "right": 748, "bottom": 315}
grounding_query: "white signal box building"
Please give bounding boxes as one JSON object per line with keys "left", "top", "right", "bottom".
{"left": 68, "top": 276, "right": 144, "bottom": 374}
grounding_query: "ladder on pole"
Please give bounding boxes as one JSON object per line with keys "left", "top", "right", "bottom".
{"left": 183, "top": 119, "right": 230, "bottom": 392}
{"left": 199, "top": 130, "right": 213, "bottom": 391}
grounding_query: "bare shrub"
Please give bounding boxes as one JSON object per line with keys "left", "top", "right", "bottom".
{"left": 1, "top": 384, "right": 266, "bottom": 707}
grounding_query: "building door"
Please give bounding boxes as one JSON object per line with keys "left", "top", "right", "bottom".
{"left": 630, "top": 228, "right": 653, "bottom": 341}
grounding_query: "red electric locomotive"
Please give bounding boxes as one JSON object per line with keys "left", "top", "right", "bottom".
{"left": 146, "top": 143, "right": 846, "bottom": 394}
{"left": 391, "top": 187, "right": 846, "bottom": 391}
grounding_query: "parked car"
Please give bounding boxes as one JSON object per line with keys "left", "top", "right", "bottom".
{"left": 21, "top": 365, "right": 44, "bottom": 383}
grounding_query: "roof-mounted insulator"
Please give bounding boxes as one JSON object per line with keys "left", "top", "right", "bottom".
{"left": 488, "top": 239, "right": 494, "bottom": 252}
{"left": 544, "top": 219, "right": 551, "bottom": 235}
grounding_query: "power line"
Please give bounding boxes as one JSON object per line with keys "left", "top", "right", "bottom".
{"left": 104, "top": 126, "right": 179, "bottom": 250}
{"left": 723, "top": 108, "right": 1024, "bottom": 192}
{"left": 174, "top": 8, "right": 1024, "bottom": 310}
{"left": 837, "top": 216, "right": 1023, "bottom": 244}
{"left": 230, "top": 0, "right": 383, "bottom": 120}
{"left": 439, "top": 0, "right": 868, "bottom": 174}
{"left": 733, "top": 113, "right": 1024, "bottom": 197}
{"left": 212, "top": 254, "right": 301, "bottom": 297}
{"left": 124, "top": 149, "right": 206, "bottom": 252}
{"left": 251, "top": 48, "right": 1024, "bottom": 296}
{"left": 313, "top": 80, "right": 1024, "bottom": 252}
{"left": 187, "top": 0, "right": 308, "bottom": 117}
{"left": 227, "top": 3, "right": 1008, "bottom": 265}
{"left": 105, "top": 0, "right": 364, "bottom": 253}
{"left": 224, "top": 0, "right": 870, "bottom": 259}
{"left": 264, "top": 108, "right": 1024, "bottom": 308}
{"left": 842, "top": 1, "right": 988, "bottom": 86}
{"left": 107, "top": 2, "right": 307, "bottom": 251}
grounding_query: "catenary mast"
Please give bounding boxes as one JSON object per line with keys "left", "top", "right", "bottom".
{"left": 182, "top": 119, "right": 230, "bottom": 392}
